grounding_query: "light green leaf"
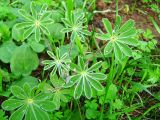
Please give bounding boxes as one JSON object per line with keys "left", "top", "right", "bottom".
{"left": 87, "top": 61, "right": 102, "bottom": 72}
{"left": 118, "top": 38, "right": 138, "bottom": 46}
{"left": 25, "top": 105, "right": 50, "bottom": 120}
{"left": 11, "top": 86, "right": 26, "bottom": 99}
{"left": 118, "top": 42, "right": 132, "bottom": 57}
{"left": 117, "top": 19, "right": 135, "bottom": 34}
{"left": 15, "top": 22, "right": 33, "bottom": 29}
{"left": 88, "top": 78, "right": 103, "bottom": 91}
{"left": 84, "top": 79, "right": 92, "bottom": 99}
{"left": 37, "top": 101, "right": 56, "bottom": 112}
{"left": 10, "top": 105, "right": 27, "bottom": 120}
{"left": 29, "top": 41, "right": 45, "bottom": 53}
{"left": 34, "top": 93, "right": 52, "bottom": 100}
{"left": 102, "top": 18, "right": 112, "bottom": 35}
{"left": 89, "top": 73, "right": 106, "bottom": 80}
{"left": 2, "top": 99, "right": 24, "bottom": 111}
{"left": 11, "top": 44, "right": 39, "bottom": 75}
{"left": 35, "top": 28, "right": 41, "bottom": 42}
{"left": 30, "top": 2, "right": 37, "bottom": 18}
{"left": 23, "top": 26, "right": 34, "bottom": 39}
{"left": 12, "top": 25, "right": 24, "bottom": 41}
{"left": 0, "top": 41, "right": 17, "bottom": 63}
{"left": 106, "top": 84, "right": 117, "bottom": 100}
{"left": 104, "top": 42, "right": 113, "bottom": 55}
{"left": 48, "top": 23, "right": 65, "bottom": 40}
{"left": 115, "top": 15, "right": 122, "bottom": 30}
{"left": 74, "top": 79, "right": 83, "bottom": 99}
{"left": 95, "top": 33, "right": 110, "bottom": 41}
{"left": 114, "top": 43, "right": 122, "bottom": 61}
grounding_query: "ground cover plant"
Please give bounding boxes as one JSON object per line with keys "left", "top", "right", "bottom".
{"left": 0, "top": 0, "right": 160, "bottom": 120}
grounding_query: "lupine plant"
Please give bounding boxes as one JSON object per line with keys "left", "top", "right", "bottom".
{"left": 2, "top": 84, "right": 55, "bottom": 120}
{"left": 15, "top": 2, "right": 53, "bottom": 42}
{"left": 42, "top": 47, "right": 71, "bottom": 76}
{"left": 96, "top": 15, "right": 138, "bottom": 61}
{"left": 1, "top": 0, "right": 160, "bottom": 120}
{"left": 62, "top": 11, "right": 91, "bottom": 42}
{"left": 64, "top": 57, "right": 106, "bottom": 99}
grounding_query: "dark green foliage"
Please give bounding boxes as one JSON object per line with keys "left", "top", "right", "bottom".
{"left": 0, "top": 0, "right": 160, "bottom": 120}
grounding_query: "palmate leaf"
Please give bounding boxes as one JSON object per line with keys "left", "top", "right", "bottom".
{"left": 42, "top": 48, "right": 71, "bottom": 76}
{"left": 62, "top": 11, "right": 91, "bottom": 42}
{"left": 15, "top": 2, "right": 53, "bottom": 42}
{"left": 2, "top": 84, "right": 56, "bottom": 120}
{"left": 66, "top": 57, "right": 106, "bottom": 99}
{"left": 96, "top": 15, "right": 138, "bottom": 61}
{"left": 40, "top": 76, "right": 70, "bottom": 110}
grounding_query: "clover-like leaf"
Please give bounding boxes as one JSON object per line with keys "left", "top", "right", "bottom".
{"left": 96, "top": 15, "right": 138, "bottom": 61}
{"left": 65, "top": 57, "right": 106, "bottom": 99}
{"left": 10, "top": 43, "right": 39, "bottom": 75}
{"left": 2, "top": 83, "right": 56, "bottom": 120}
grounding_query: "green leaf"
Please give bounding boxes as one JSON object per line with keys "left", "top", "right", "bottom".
{"left": 118, "top": 38, "right": 138, "bottom": 46}
{"left": 119, "top": 29, "right": 136, "bottom": 38}
{"left": 10, "top": 105, "right": 27, "bottom": 120}
{"left": 35, "top": 28, "right": 41, "bottom": 42}
{"left": 12, "top": 25, "right": 24, "bottom": 41}
{"left": 74, "top": 79, "right": 83, "bottom": 99}
{"left": 29, "top": 41, "right": 45, "bottom": 53}
{"left": 104, "top": 42, "right": 113, "bottom": 55}
{"left": 37, "top": 100, "right": 56, "bottom": 112}
{"left": 10, "top": 44, "right": 39, "bottom": 75}
{"left": 23, "top": 26, "right": 34, "bottom": 39}
{"left": 0, "top": 41, "right": 17, "bottom": 63}
{"left": 25, "top": 105, "right": 50, "bottom": 120}
{"left": 15, "top": 22, "right": 33, "bottom": 29}
{"left": 115, "top": 15, "right": 122, "bottom": 30}
{"left": 18, "top": 9, "right": 34, "bottom": 21}
{"left": 59, "top": 44, "right": 79, "bottom": 59}
{"left": 102, "top": 18, "right": 112, "bottom": 35}
{"left": 52, "top": 10, "right": 63, "bottom": 23}
{"left": 113, "top": 99, "right": 123, "bottom": 109}
{"left": 2, "top": 99, "right": 24, "bottom": 111}
{"left": 88, "top": 78, "right": 103, "bottom": 91}
{"left": 84, "top": 79, "right": 92, "bottom": 99}
{"left": 78, "top": 56, "right": 85, "bottom": 70}
{"left": 48, "top": 23, "right": 65, "bottom": 40}
{"left": 11, "top": 86, "right": 27, "bottom": 99}
{"left": 71, "top": 31, "right": 78, "bottom": 42}
{"left": 117, "top": 19, "right": 135, "bottom": 34}
{"left": 114, "top": 43, "right": 122, "bottom": 61}
{"left": 53, "top": 93, "right": 61, "bottom": 109}
{"left": 0, "top": 110, "right": 7, "bottom": 120}
{"left": 12, "top": 76, "right": 38, "bottom": 88}
{"left": 106, "top": 84, "right": 117, "bottom": 100}
{"left": 89, "top": 73, "right": 106, "bottom": 80}
{"left": 118, "top": 42, "right": 132, "bottom": 57}
{"left": 87, "top": 61, "right": 102, "bottom": 72}
{"left": 34, "top": 93, "right": 52, "bottom": 100}
{"left": 30, "top": 2, "right": 37, "bottom": 18}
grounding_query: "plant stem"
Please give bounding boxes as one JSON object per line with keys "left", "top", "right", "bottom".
{"left": 116, "top": 0, "right": 119, "bottom": 17}
{"left": 99, "top": 54, "right": 115, "bottom": 120}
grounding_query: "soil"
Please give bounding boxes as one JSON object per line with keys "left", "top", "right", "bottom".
{"left": 93, "top": 0, "right": 160, "bottom": 38}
